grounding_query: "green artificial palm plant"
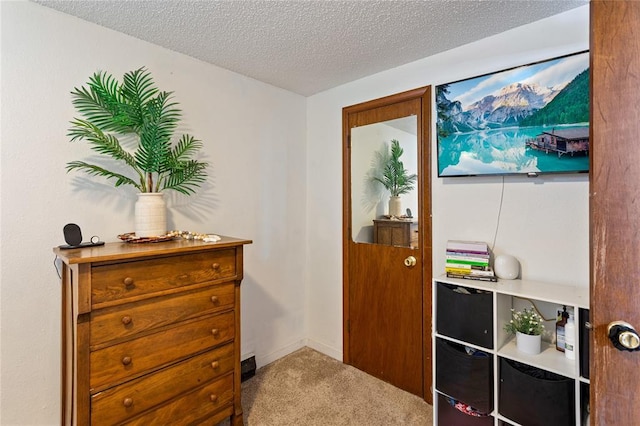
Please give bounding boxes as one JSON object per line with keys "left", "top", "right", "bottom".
{"left": 372, "top": 139, "right": 417, "bottom": 197}
{"left": 67, "top": 67, "right": 207, "bottom": 195}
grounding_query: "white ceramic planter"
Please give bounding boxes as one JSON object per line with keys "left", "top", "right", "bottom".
{"left": 389, "top": 196, "right": 402, "bottom": 217}
{"left": 135, "top": 192, "right": 167, "bottom": 237}
{"left": 516, "top": 331, "right": 542, "bottom": 355}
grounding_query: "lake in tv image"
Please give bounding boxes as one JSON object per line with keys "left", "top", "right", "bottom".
{"left": 438, "top": 124, "right": 589, "bottom": 176}
{"left": 436, "top": 51, "right": 589, "bottom": 177}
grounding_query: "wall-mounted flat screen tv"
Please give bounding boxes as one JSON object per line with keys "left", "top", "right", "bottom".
{"left": 436, "top": 51, "right": 589, "bottom": 177}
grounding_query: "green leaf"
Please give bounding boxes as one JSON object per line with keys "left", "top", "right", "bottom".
{"left": 134, "top": 92, "right": 180, "bottom": 174}
{"left": 159, "top": 160, "right": 208, "bottom": 194}
{"left": 68, "top": 119, "right": 139, "bottom": 170}
{"left": 66, "top": 161, "right": 141, "bottom": 190}
{"left": 168, "top": 135, "right": 203, "bottom": 165}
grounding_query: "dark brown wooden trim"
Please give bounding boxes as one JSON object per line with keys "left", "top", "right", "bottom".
{"left": 420, "top": 87, "right": 433, "bottom": 405}
{"left": 342, "top": 87, "right": 429, "bottom": 115}
{"left": 341, "top": 105, "right": 352, "bottom": 364}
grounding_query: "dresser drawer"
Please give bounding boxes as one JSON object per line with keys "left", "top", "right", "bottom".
{"left": 91, "top": 343, "right": 234, "bottom": 424}
{"left": 121, "top": 374, "right": 234, "bottom": 426}
{"left": 90, "top": 283, "right": 235, "bottom": 346}
{"left": 91, "top": 249, "right": 237, "bottom": 306}
{"left": 90, "top": 311, "right": 234, "bottom": 390}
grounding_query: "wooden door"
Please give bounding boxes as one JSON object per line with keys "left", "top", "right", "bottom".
{"left": 591, "top": 1, "right": 640, "bottom": 424}
{"left": 342, "top": 88, "right": 432, "bottom": 400}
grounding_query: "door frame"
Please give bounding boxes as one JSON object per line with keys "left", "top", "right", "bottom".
{"left": 342, "top": 86, "right": 433, "bottom": 403}
{"left": 590, "top": 1, "right": 640, "bottom": 423}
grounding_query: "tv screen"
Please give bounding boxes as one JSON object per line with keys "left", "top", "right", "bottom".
{"left": 436, "top": 51, "right": 589, "bottom": 177}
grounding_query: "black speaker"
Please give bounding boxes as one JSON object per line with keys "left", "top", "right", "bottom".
{"left": 59, "top": 223, "right": 104, "bottom": 249}
{"left": 63, "top": 223, "right": 83, "bottom": 246}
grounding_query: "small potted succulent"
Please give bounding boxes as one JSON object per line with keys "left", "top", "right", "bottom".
{"left": 504, "top": 307, "right": 544, "bottom": 355}
{"left": 67, "top": 67, "right": 208, "bottom": 237}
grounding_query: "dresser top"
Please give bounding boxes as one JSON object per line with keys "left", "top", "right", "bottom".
{"left": 53, "top": 235, "right": 252, "bottom": 264}
{"left": 373, "top": 218, "right": 417, "bottom": 223}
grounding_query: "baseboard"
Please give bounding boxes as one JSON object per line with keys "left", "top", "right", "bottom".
{"left": 251, "top": 339, "right": 343, "bottom": 371}
{"left": 255, "top": 340, "right": 306, "bottom": 369}
{"left": 303, "top": 338, "right": 343, "bottom": 361}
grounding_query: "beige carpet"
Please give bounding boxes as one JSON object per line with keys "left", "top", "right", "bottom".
{"left": 221, "top": 347, "right": 433, "bottom": 425}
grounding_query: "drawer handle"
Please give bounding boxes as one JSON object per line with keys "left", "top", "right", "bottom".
{"left": 123, "top": 277, "right": 134, "bottom": 287}
{"left": 210, "top": 394, "right": 218, "bottom": 403}
{"left": 211, "top": 263, "right": 221, "bottom": 270}
{"left": 211, "top": 361, "right": 220, "bottom": 369}
{"left": 123, "top": 398, "right": 133, "bottom": 408}
{"left": 121, "top": 316, "right": 132, "bottom": 326}
{"left": 211, "top": 329, "right": 220, "bottom": 337}
{"left": 210, "top": 296, "right": 220, "bottom": 304}
{"left": 122, "top": 356, "right": 132, "bottom": 366}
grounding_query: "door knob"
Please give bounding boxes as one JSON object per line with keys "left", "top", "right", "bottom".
{"left": 608, "top": 321, "right": 640, "bottom": 351}
{"left": 404, "top": 256, "right": 417, "bottom": 267}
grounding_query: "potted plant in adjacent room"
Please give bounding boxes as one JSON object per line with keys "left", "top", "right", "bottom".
{"left": 504, "top": 307, "right": 545, "bottom": 355}
{"left": 372, "top": 139, "right": 417, "bottom": 217}
{"left": 67, "top": 67, "right": 208, "bottom": 237}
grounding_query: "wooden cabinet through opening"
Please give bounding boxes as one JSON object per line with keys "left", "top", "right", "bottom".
{"left": 373, "top": 218, "right": 418, "bottom": 248}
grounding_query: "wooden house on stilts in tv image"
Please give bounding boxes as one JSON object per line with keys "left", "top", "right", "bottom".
{"left": 525, "top": 128, "right": 589, "bottom": 158}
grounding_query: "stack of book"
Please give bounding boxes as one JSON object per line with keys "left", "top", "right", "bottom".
{"left": 446, "top": 240, "right": 497, "bottom": 282}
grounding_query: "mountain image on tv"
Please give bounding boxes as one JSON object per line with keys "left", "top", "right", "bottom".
{"left": 436, "top": 51, "right": 590, "bottom": 177}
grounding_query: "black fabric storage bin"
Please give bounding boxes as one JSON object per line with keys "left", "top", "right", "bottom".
{"left": 436, "top": 338, "right": 493, "bottom": 413}
{"left": 436, "top": 282, "right": 493, "bottom": 348}
{"left": 437, "top": 394, "right": 493, "bottom": 426}
{"left": 499, "top": 358, "right": 575, "bottom": 426}
{"left": 580, "top": 382, "right": 590, "bottom": 425}
{"left": 579, "top": 308, "right": 590, "bottom": 379}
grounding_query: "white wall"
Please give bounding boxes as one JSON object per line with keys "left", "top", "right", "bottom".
{"left": 0, "top": 2, "right": 307, "bottom": 424}
{"left": 305, "top": 6, "right": 590, "bottom": 358}
{"left": 0, "top": 2, "right": 592, "bottom": 424}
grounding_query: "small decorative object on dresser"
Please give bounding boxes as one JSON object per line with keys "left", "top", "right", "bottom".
{"left": 504, "top": 307, "right": 544, "bottom": 355}
{"left": 66, "top": 67, "right": 208, "bottom": 237}
{"left": 54, "top": 236, "right": 251, "bottom": 425}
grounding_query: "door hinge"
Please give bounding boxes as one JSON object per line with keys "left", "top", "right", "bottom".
{"left": 347, "top": 134, "right": 351, "bottom": 149}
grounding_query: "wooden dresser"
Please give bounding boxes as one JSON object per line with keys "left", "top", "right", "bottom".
{"left": 54, "top": 236, "right": 251, "bottom": 425}
{"left": 373, "top": 218, "right": 418, "bottom": 248}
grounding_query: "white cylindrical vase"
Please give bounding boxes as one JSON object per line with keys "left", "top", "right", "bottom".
{"left": 494, "top": 254, "right": 520, "bottom": 280}
{"left": 135, "top": 192, "right": 167, "bottom": 237}
{"left": 389, "top": 196, "right": 402, "bottom": 217}
{"left": 516, "top": 331, "right": 542, "bottom": 355}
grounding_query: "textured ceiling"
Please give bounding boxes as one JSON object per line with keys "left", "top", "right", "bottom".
{"left": 33, "top": 0, "right": 588, "bottom": 96}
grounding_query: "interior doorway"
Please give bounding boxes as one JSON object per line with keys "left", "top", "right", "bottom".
{"left": 342, "top": 87, "right": 433, "bottom": 401}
